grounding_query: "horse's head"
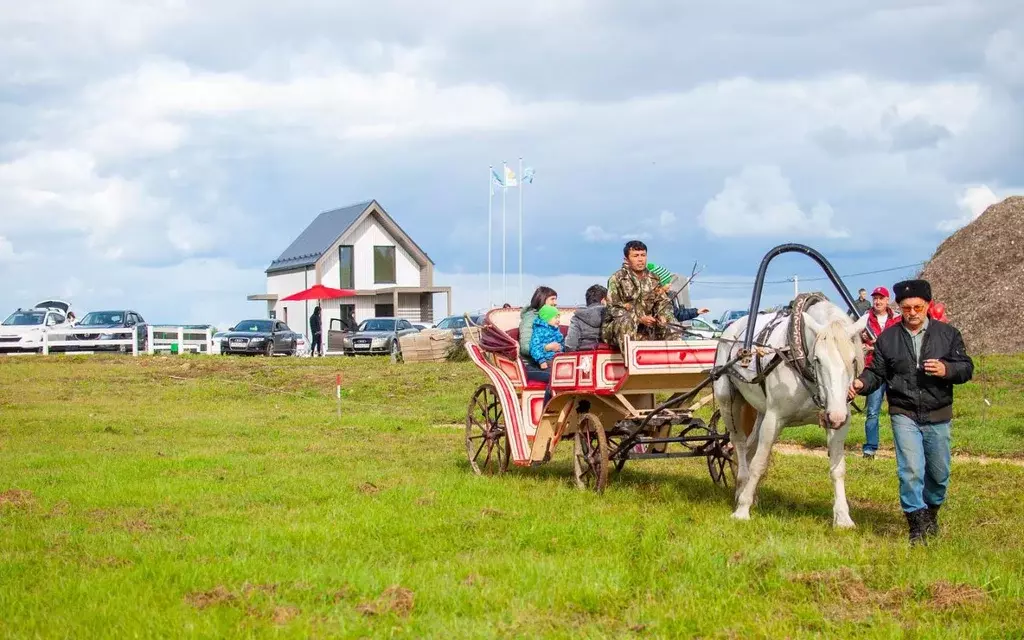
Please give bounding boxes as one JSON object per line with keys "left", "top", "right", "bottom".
{"left": 802, "top": 311, "right": 868, "bottom": 429}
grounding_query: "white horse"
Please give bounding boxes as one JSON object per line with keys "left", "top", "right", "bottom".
{"left": 713, "top": 300, "right": 868, "bottom": 528}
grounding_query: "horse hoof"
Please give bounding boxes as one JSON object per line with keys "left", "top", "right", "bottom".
{"left": 731, "top": 511, "right": 751, "bottom": 521}
{"left": 833, "top": 517, "right": 856, "bottom": 530}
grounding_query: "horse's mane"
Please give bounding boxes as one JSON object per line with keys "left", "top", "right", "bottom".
{"left": 813, "top": 317, "right": 864, "bottom": 375}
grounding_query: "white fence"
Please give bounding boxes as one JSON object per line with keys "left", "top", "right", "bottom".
{"left": 147, "top": 326, "right": 213, "bottom": 355}
{"left": 32, "top": 325, "right": 214, "bottom": 356}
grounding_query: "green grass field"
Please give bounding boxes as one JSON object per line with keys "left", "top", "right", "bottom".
{"left": 2, "top": 354, "right": 1024, "bottom": 638}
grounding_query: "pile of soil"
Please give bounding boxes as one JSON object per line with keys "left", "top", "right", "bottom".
{"left": 919, "top": 196, "right": 1024, "bottom": 354}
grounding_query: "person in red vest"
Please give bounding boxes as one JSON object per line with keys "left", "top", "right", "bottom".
{"left": 929, "top": 300, "right": 948, "bottom": 323}
{"left": 861, "top": 286, "right": 901, "bottom": 459}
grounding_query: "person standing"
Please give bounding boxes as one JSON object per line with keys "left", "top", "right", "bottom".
{"left": 861, "top": 286, "right": 901, "bottom": 459}
{"left": 853, "top": 288, "right": 871, "bottom": 315}
{"left": 309, "top": 306, "right": 323, "bottom": 357}
{"left": 849, "top": 280, "right": 973, "bottom": 544}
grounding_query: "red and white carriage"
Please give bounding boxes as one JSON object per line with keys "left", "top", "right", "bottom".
{"left": 464, "top": 306, "right": 736, "bottom": 492}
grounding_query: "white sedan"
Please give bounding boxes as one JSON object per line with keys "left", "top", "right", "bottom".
{"left": 680, "top": 317, "right": 721, "bottom": 340}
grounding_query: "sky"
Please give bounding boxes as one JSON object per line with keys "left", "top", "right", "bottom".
{"left": 1, "top": 1, "right": 1022, "bottom": 330}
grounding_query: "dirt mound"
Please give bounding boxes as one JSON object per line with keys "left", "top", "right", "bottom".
{"left": 920, "top": 196, "right": 1024, "bottom": 354}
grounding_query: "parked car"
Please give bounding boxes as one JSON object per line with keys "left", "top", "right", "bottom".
{"left": 341, "top": 317, "right": 420, "bottom": 356}
{"left": 716, "top": 309, "right": 749, "bottom": 330}
{"left": 433, "top": 315, "right": 484, "bottom": 341}
{"left": 219, "top": 319, "right": 298, "bottom": 356}
{"left": 73, "top": 310, "right": 149, "bottom": 353}
{"left": 0, "top": 304, "right": 71, "bottom": 353}
{"left": 680, "top": 316, "right": 721, "bottom": 340}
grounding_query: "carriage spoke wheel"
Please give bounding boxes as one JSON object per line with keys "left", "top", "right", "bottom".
{"left": 573, "top": 413, "right": 609, "bottom": 493}
{"left": 706, "top": 409, "right": 738, "bottom": 488}
{"left": 465, "top": 384, "right": 511, "bottom": 476}
{"left": 605, "top": 435, "right": 628, "bottom": 473}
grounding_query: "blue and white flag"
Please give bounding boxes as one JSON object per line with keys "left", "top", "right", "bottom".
{"left": 522, "top": 167, "right": 536, "bottom": 184}
{"left": 490, "top": 168, "right": 504, "bottom": 195}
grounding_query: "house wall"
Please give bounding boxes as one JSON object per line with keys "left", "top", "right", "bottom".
{"left": 320, "top": 213, "right": 422, "bottom": 290}
{"left": 266, "top": 267, "right": 314, "bottom": 336}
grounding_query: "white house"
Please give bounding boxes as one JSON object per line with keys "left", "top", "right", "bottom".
{"left": 248, "top": 200, "right": 452, "bottom": 337}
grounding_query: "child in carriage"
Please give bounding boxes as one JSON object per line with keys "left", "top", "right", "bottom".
{"left": 646, "top": 262, "right": 710, "bottom": 323}
{"left": 528, "top": 304, "right": 564, "bottom": 405}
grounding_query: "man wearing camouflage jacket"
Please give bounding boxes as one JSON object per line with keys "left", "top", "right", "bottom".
{"left": 601, "top": 240, "right": 675, "bottom": 351}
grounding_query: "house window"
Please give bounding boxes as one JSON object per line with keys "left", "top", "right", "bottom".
{"left": 338, "top": 245, "right": 354, "bottom": 289}
{"left": 374, "top": 303, "right": 394, "bottom": 318}
{"left": 374, "top": 246, "right": 396, "bottom": 284}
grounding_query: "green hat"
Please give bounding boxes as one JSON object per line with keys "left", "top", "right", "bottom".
{"left": 647, "top": 262, "right": 673, "bottom": 286}
{"left": 538, "top": 304, "right": 559, "bottom": 323}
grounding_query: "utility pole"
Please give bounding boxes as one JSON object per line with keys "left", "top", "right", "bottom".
{"left": 792, "top": 275, "right": 799, "bottom": 298}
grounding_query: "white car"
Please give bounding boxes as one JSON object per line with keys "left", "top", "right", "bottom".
{"left": 0, "top": 302, "right": 73, "bottom": 353}
{"left": 680, "top": 317, "right": 721, "bottom": 340}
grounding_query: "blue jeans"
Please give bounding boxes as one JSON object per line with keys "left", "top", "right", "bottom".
{"left": 863, "top": 384, "right": 886, "bottom": 454}
{"left": 890, "top": 414, "right": 951, "bottom": 513}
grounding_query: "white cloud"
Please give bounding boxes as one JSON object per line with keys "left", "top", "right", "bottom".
{"left": 936, "top": 184, "right": 1019, "bottom": 232}
{"left": 582, "top": 225, "right": 615, "bottom": 242}
{"left": 985, "top": 27, "right": 1024, "bottom": 87}
{"left": 0, "top": 236, "right": 17, "bottom": 262}
{"left": 699, "top": 165, "right": 849, "bottom": 238}
{"left": 658, "top": 210, "right": 676, "bottom": 227}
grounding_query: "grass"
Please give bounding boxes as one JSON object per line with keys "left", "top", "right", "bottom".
{"left": 2, "top": 354, "right": 1024, "bottom": 638}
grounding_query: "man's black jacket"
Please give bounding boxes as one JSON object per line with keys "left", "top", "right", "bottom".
{"left": 309, "top": 313, "right": 321, "bottom": 333}
{"left": 858, "top": 320, "right": 973, "bottom": 424}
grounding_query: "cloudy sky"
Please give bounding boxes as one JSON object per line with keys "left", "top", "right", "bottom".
{"left": 1, "top": 1, "right": 1022, "bottom": 328}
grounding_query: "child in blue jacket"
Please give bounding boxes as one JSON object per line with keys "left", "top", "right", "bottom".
{"left": 527, "top": 305, "right": 564, "bottom": 405}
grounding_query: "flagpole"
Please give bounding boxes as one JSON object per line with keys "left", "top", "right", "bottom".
{"left": 518, "top": 157, "right": 524, "bottom": 305}
{"left": 502, "top": 160, "right": 507, "bottom": 304}
{"left": 487, "top": 165, "right": 493, "bottom": 309}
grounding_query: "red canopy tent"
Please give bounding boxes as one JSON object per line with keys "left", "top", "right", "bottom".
{"left": 281, "top": 284, "right": 355, "bottom": 302}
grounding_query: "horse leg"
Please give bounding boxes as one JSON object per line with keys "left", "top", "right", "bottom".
{"left": 715, "top": 377, "right": 749, "bottom": 496}
{"left": 732, "top": 410, "right": 779, "bottom": 520}
{"left": 826, "top": 421, "right": 855, "bottom": 529}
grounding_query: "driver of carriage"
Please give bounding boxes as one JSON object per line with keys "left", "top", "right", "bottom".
{"left": 601, "top": 240, "right": 675, "bottom": 352}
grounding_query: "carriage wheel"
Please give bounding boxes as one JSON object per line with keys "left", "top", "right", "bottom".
{"left": 465, "top": 384, "right": 511, "bottom": 476}
{"left": 706, "top": 409, "right": 738, "bottom": 488}
{"left": 604, "top": 435, "right": 628, "bottom": 473}
{"left": 573, "top": 413, "right": 609, "bottom": 493}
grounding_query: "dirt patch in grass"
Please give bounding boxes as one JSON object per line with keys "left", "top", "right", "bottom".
{"left": 356, "top": 586, "right": 415, "bottom": 617}
{"left": 185, "top": 586, "right": 237, "bottom": 609}
{"left": 357, "top": 482, "right": 380, "bottom": 495}
{"left": 271, "top": 606, "right": 300, "bottom": 624}
{"left": 0, "top": 489, "right": 35, "bottom": 509}
{"left": 240, "top": 583, "right": 278, "bottom": 597}
{"left": 789, "top": 567, "right": 909, "bottom": 619}
{"left": 122, "top": 518, "right": 154, "bottom": 533}
{"left": 927, "top": 581, "right": 988, "bottom": 610}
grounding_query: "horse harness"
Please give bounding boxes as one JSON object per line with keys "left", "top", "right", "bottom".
{"left": 726, "top": 293, "right": 860, "bottom": 429}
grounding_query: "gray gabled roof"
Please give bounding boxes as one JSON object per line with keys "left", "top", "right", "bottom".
{"left": 266, "top": 200, "right": 373, "bottom": 274}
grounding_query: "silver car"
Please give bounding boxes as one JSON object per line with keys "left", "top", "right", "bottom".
{"left": 342, "top": 318, "right": 420, "bottom": 356}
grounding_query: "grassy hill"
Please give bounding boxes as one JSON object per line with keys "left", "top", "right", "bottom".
{"left": 2, "top": 355, "right": 1023, "bottom": 638}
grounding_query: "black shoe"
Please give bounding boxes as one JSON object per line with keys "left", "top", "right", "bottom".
{"left": 924, "top": 505, "right": 941, "bottom": 537}
{"left": 906, "top": 508, "right": 929, "bottom": 545}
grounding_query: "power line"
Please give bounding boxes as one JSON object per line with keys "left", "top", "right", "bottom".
{"left": 688, "top": 261, "right": 925, "bottom": 288}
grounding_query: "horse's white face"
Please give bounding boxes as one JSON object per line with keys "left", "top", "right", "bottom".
{"left": 802, "top": 312, "right": 869, "bottom": 428}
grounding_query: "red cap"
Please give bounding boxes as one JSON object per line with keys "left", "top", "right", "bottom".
{"left": 871, "top": 286, "right": 890, "bottom": 298}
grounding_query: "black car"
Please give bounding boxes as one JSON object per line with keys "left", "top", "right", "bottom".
{"left": 220, "top": 319, "right": 297, "bottom": 356}
{"left": 74, "top": 310, "right": 149, "bottom": 353}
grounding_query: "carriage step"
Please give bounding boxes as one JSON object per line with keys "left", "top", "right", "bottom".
{"left": 625, "top": 451, "right": 711, "bottom": 460}
{"left": 636, "top": 435, "right": 727, "bottom": 446}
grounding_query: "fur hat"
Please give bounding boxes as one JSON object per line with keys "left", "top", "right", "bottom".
{"left": 892, "top": 279, "right": 932, "bottom": 303}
